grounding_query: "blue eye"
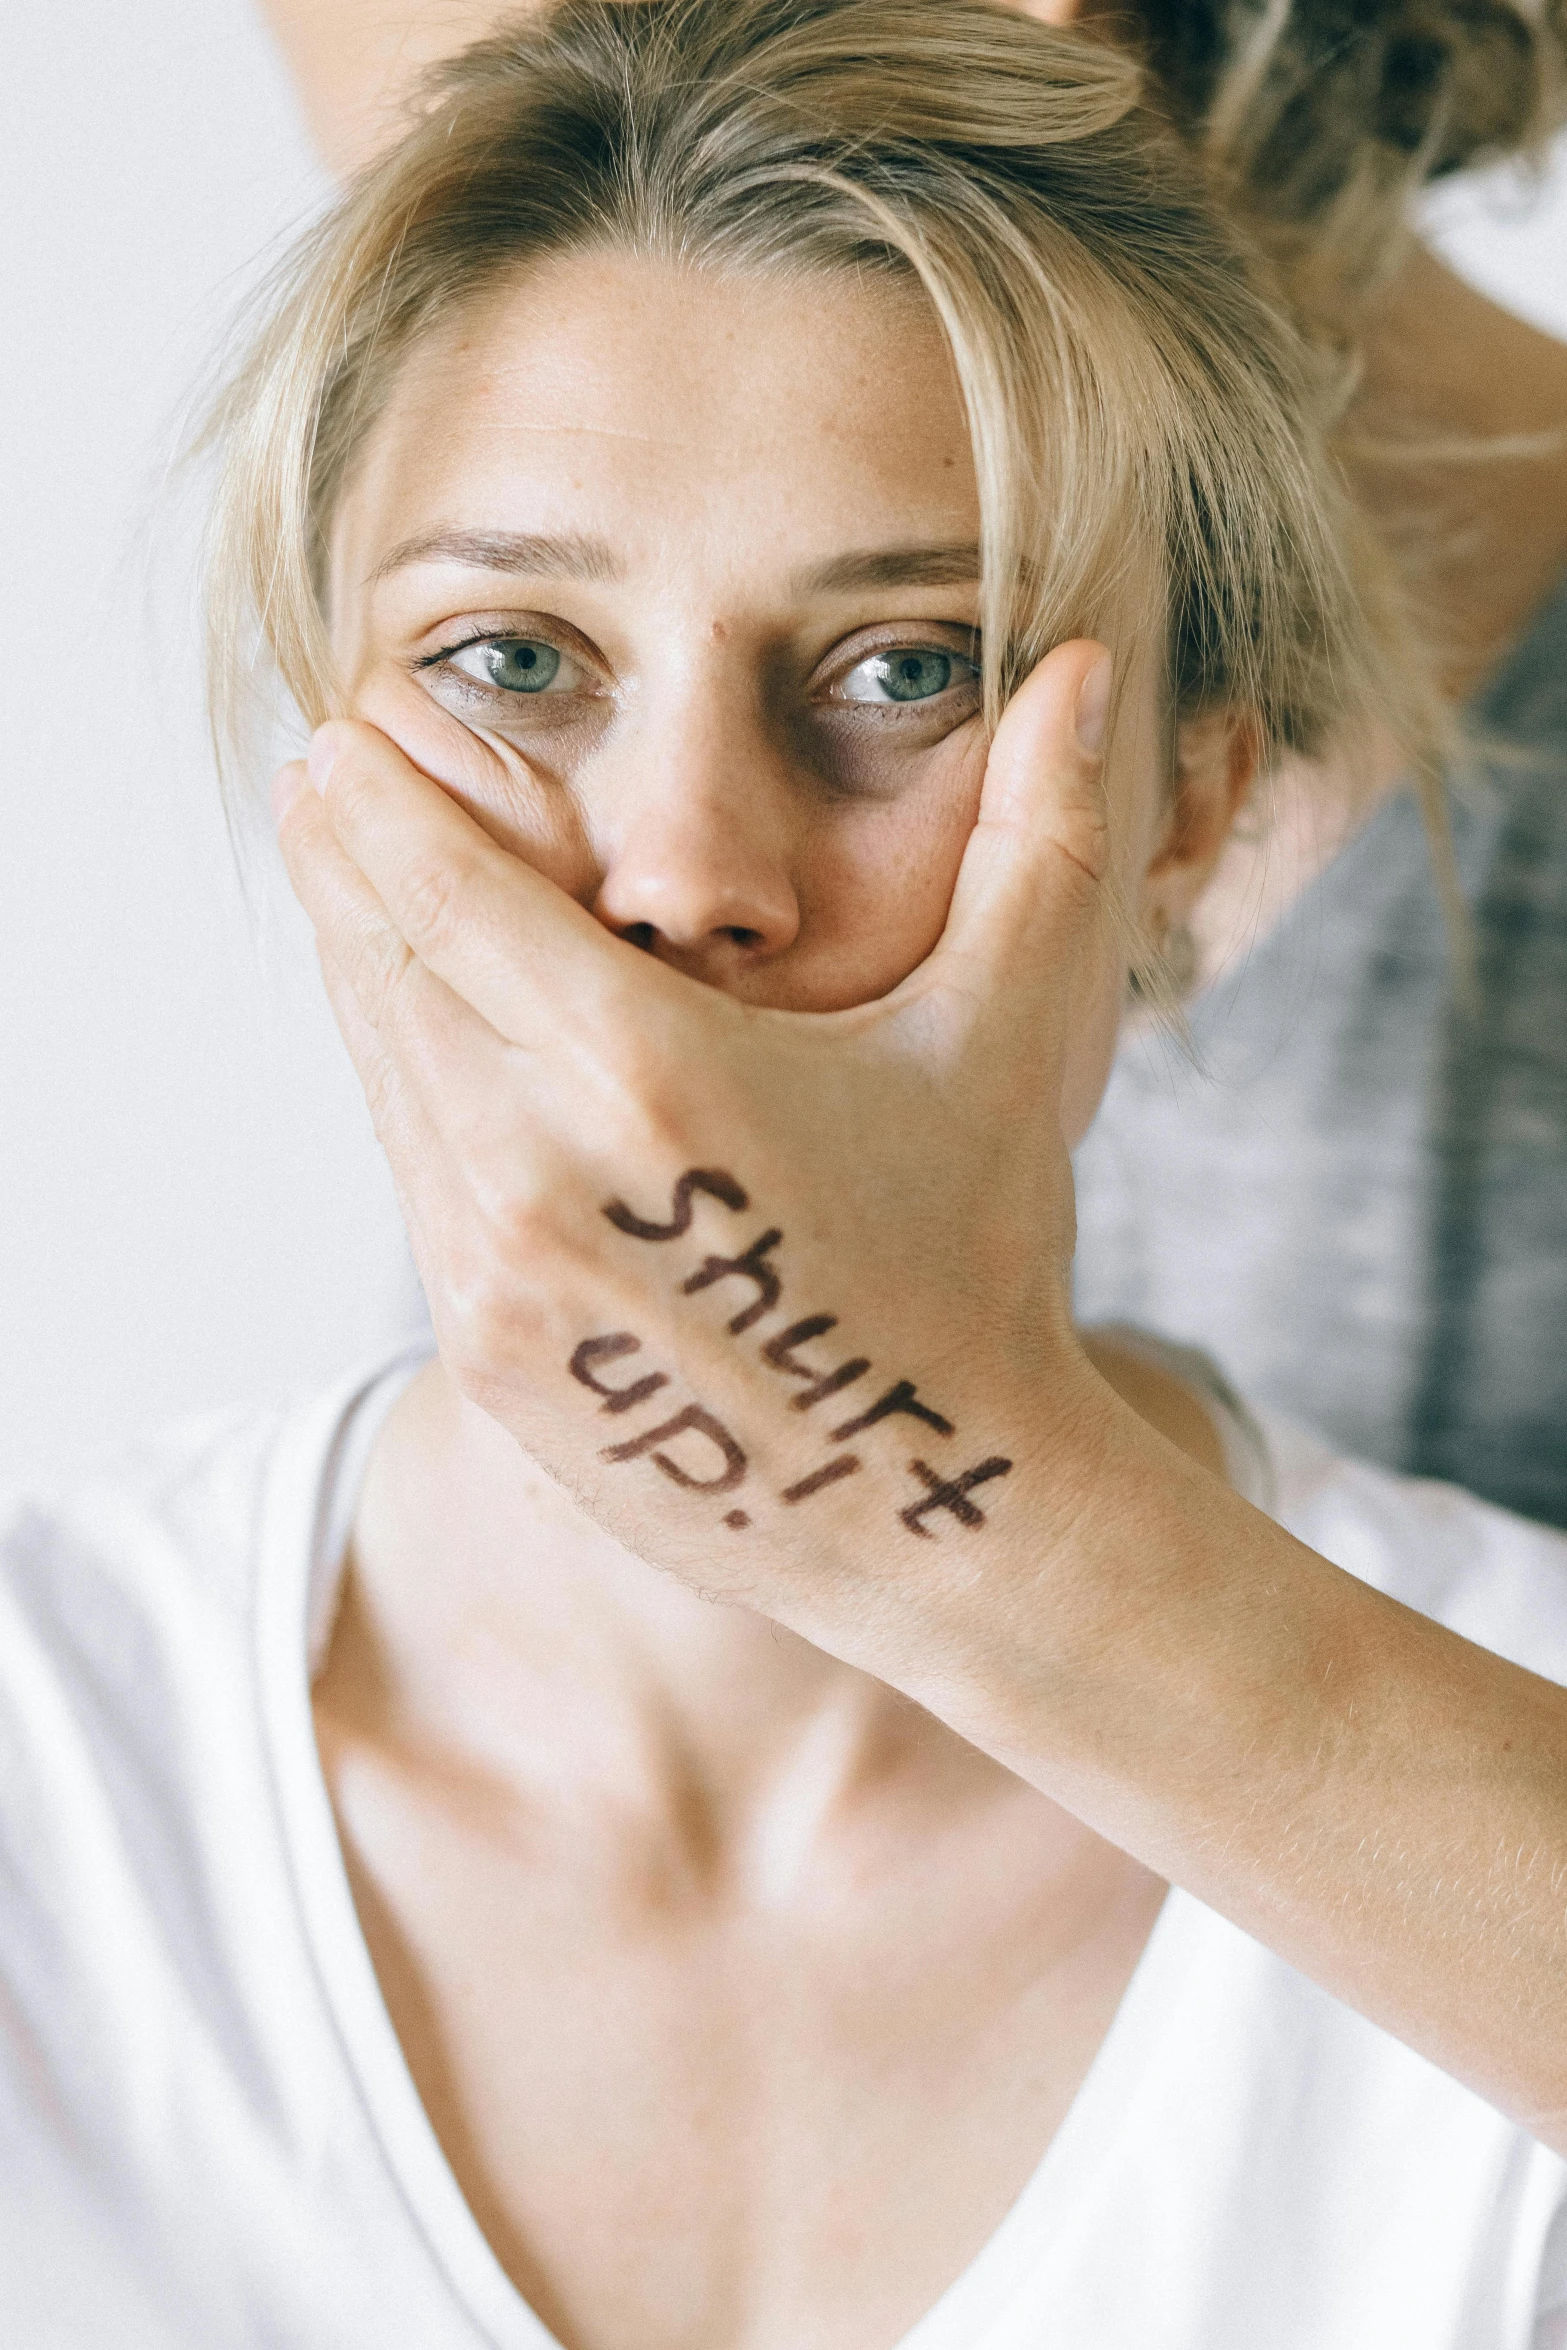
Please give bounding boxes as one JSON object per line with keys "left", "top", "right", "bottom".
{"left": 838, "top": 647, "right": 974, "bottom": 705}
{"left": 450, "top": 637, "right": 567, "bottom": 693}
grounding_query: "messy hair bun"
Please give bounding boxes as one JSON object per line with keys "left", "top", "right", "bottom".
{"left": 1140, "top": 0, "right": 1567, "bottom": 312}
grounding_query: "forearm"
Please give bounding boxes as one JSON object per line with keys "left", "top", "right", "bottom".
{"left": 872, "top": 1381, "right": 1567, "bottom": 2149}
{"left": 262, "top": 0, "right": 522, "bottom": 174}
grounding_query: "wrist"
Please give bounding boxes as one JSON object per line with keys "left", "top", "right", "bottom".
{"left": 835, "top": 1360, "right": 1282, "bottom": 1810}
{"left": 767, "top": 1339, "right": 1124, "bottom": 1708}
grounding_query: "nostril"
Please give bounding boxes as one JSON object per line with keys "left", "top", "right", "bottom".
{"left": 609, "top": 915, "right": 776, "bottom": 957}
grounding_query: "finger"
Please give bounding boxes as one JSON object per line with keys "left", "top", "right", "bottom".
{"left": 318, "top": 939, "right": 440, "bottom": 1158}
{"left": 279, "top": 766, "right": 590, "bottom": 1375}
{"left": 283, "top": 759, "right": 608, "bottom": 1232}
{"left": 320, "top": 920, "right": 599, "bottom": 1368}
{"left": 281, "top": 758, "right": 524, "bottom": 1141}
{"left": 306, "top": 721, "right": 645, "bottom": 1044}
{"left": 917, "top": 639, "right": 1113, "bottom": 1015}
{"left": 277, "top": 759, "right": 420, "bottom": 1034}
{"left": 277, "top": 757, "right": 493, "bottom": 1049}
{"left": 318, "top": 923, "right": 552, "bottom": 1219}
{"left": 304, "top": 844, "right": 531, "bottom": 1340}
{"left": 316, "top": 944, "right": 468, "bottom": 1332}
{"left": 277, "top": 761, "right": 449, "bottom": 1244}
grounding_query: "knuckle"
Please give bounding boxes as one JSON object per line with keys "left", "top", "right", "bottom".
{"left": 326, "top": 748, "right": 381, "bottom": 836}
{"left": 359, "top": 1052, "right": 405, "bottom": 1146}
{"left": 434, "top": 1157, "right": 614, "bottom": 1397}
{"left": 606, "top": 1026, "right": 664, "bottom": 1117}
{"left": 440, "top": 1245, "right": 536, "bottom": 1391}
{"left": 1051, "top": 802, "right": 1112, "bottom": 903}
{"left": 472, "top": 1157, "right": 560, "bottom": 1270}
{"left": 630, "top": 1085, "right": 692, "bottom": 1173}
{"left": 603, "top": 1017, "right": 690, "bottom": 1155}
{"left": 346, "top": 917, "right": 415, "bottom": 1034}
{"left": 395, "top": 850, "right": 468, "bottom": 966}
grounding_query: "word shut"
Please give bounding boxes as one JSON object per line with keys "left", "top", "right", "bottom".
{"left": 568, "top": 1167, "right": 1012, "bottom": 1538}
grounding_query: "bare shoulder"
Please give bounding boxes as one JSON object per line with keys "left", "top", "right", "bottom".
{"left": 261, "top": 0, "right": 523, "bottom": 173}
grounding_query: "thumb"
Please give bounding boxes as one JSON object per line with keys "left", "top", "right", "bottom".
{"left": 942, "top": 639, "right": 1113, "bottom": 974}
{"left": 921, "top": 638, "right": 1114, "bottom": 1019}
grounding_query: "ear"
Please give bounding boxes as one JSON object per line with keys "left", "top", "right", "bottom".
{"left": 1010, "top": 0, "right": 1085, "bottom": 20}
{"left": 1141, "top": 706, "right": 1259, "bottom": 935}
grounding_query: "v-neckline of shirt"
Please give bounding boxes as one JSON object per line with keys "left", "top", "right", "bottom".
{"left": 255, "top": 1354, "right": 1211, "bottom": 2350}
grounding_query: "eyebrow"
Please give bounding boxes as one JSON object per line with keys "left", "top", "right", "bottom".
{"left": 793, "top": 542, "right": 982, "bottom": 594}
{"left": 369, "top": 528, "right": 622, "bottom": 585}
{"left": 369, "top": 528, "right": 982, "bottom": 596}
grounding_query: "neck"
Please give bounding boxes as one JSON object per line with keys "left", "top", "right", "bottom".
{"left": 333, "top": 1338, "right": 1219, "bottom": 1850}
{"left": 344, "top": 1363, "right": 956, "bottom": 1851}
{"left": 1348, "top": 243, "right": 1567, "bottom": 695}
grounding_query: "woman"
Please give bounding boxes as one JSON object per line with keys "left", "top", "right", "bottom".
{"left": 5, "top": 0, "right": 1567, "bottom": 2341}
{"left": 265, "top": 0, "right": 1567, "bottom": 1528}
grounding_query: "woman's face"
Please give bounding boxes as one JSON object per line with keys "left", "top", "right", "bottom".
{"left": 329, "top": 250, "right": 1234, "bottom": 1138}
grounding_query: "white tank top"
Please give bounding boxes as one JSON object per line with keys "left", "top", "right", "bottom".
{"left": 2, "top": 1350, "right": 1566, "bottom": 2347}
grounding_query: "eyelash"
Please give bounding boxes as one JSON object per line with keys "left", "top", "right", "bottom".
{"left": 414, "top": 629, "right": 521, "bottom": 674}
{"left": 412, "top": 627, "right": 984, "bottom": 698}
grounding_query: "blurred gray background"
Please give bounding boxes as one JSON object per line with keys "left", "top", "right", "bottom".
{"left": 2, "top": 0, "right": 1565, "bottom": 1486}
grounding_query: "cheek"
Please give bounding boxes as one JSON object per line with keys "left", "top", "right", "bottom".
{"left": 792, "top": 731, "right": 988, "bottom": 1007}
{"left": 348, "top": 666, "right": 602, "bottom": 901}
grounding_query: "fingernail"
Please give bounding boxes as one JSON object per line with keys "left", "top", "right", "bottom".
{"left": 306, "top": 727, "right": 342, "bottom": 796}
{"left": 1074, "top": 653, "right": 1112, "bottom": 757}
{"left": 271, "top": 763, "right": 306, "bottom": 824}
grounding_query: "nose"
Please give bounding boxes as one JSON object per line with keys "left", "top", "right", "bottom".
{"left": 591, "top": 688, "right": 803, "bottom": 978}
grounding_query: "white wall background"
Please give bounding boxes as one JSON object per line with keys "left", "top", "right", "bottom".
{"left": 3, "top": 3, "right": 1566, "bottom": 1488}
{"left": 0, "top": 0, "right": 420, "bottom": 1489}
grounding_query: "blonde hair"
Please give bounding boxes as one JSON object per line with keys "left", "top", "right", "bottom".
{"left": 207, "top": 0, "right": 1441, "bottom": 864}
